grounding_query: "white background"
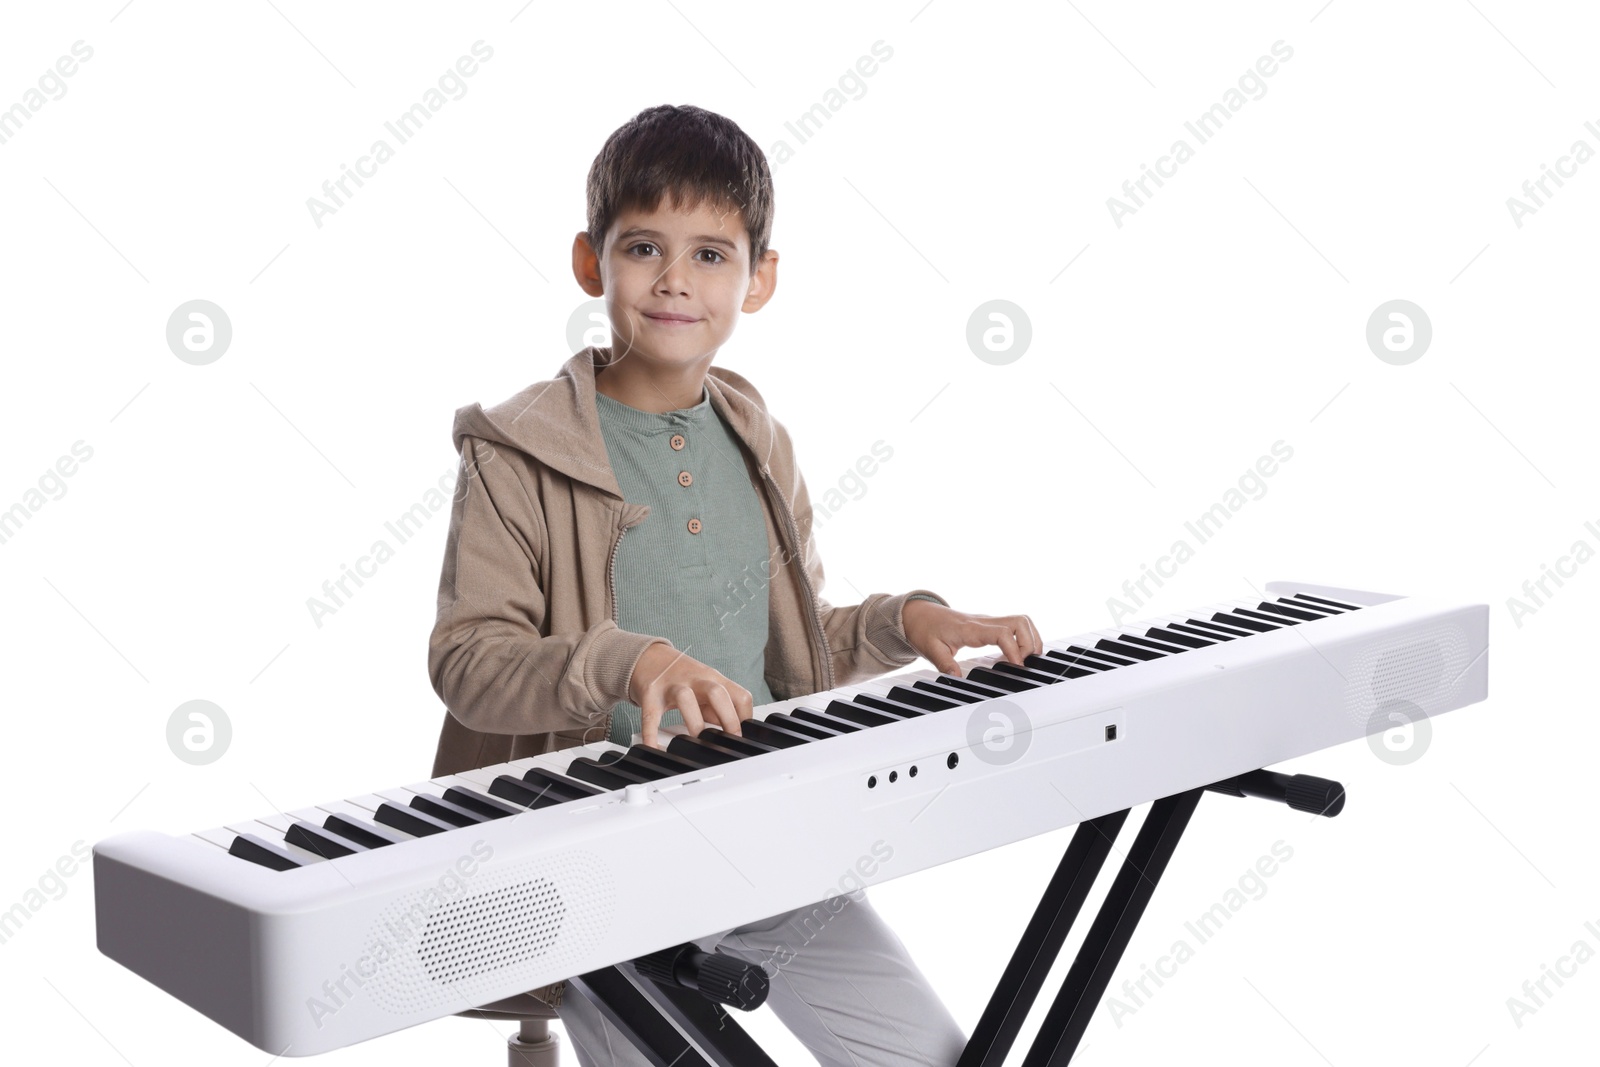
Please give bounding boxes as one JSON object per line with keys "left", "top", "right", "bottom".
{"left": 2, "top": 1, "right": 1596, "bottom": 1064}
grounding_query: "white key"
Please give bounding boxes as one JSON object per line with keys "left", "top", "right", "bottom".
{"left": 288, "top": 804, "right": 344, "bottom": 828}
{"left": 374, "top": 788, "right": 428, "bottom": 809}
{"left": 451, "top": 758, "right": 530, "bottom": 789}
{"left": 254, "top": 812, "right": 295, "bottom": 834}
{"left": 426, "top": 773, "right": 506, "bottom": 797}
{"left": 450, "top": 767, "right": 501, "bottom": 789}
{"left": 314, "top": 799, "right": 385, "bottom": 821}
{"left": 193, "top": 826, "right": 233, "bottom": 850}
{"left": 534, "top": 743, "right": 626, "bottom": 777}
{"left": 344, "top": 793, "right": 390, "bottom": 814}
{"left": 505, "top": 756, "right": 548, "bottom": 777}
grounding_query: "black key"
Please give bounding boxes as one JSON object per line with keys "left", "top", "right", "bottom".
{"left": 324, "top": 814, "right": 407, "bottom": 848}
{"left": 1094, "top": 639, "right": 1165, "bottom": 662}
{"left": 1277, "top": 596, "right": 1341, "bottom": 616}
{"left": 933, "top": 674, "right": 1010, "bottom": 699}
{"left": 667, "top": 735, "right": 748, "bottom": 766}
{"left": 967, "top": 666, "right": 1037, "bottom": 692}
{"left": 988, "top": 661, "right": 1072, "bottom": 685}
{"left": 228, "top": 832, "right": 305, "bottom": 871}
{"left": 887, "top": 685, "right": 958, "bottom": 711}
{"left": 490, "top": 774, "right": 571, "bottom": 810}
{"left": 1029, "top": 652, "right": 1106, "bottom": 675}
{"left": 913, "top": 679, "right": 983, "bottom": 704}
{"left": 848, "top": 694, "right": 927, "bottom": 718}
{"left": 409, "top": 794, "right": 488, "bottom": 827}
{"left": 1232, "top": 608, "right": 1300, "bottom": 627}
{"left": 565, "top": 757, "right": 649, "bottom": 791}
{"left": 442, "top": 787, "right": 522, "bottom": 819}
{"left": 699, "top": 727, "right": 781, "bottom": 755}
{"left": 1183, "top": 617, "right": 1253, "bottom": 638}
{"left": 1054, "top": 645, "right": 1135, "bottom": 668}
{"left": 582, "top": 752, "right": 659, "bottom": 779}
{"left": 737, "top": 719, "right": 811, "bottom": 748}
{"left": 1023, "top": 655, "right": 1096, "bottom": 679}
{"left": 625, "top": 745, "right": 707, "bottom": 775}
{"left": 1144, "top": 626, "right": 1215, "bottom": 648}
{"left": 1253, "top": 600, "right": 1323, "bottom": 622}
{"left": 1291, "top": 592, "right": 1359, "bottom": 612}
{"left": 1210, "top": 611, "right": 1278, "bottom": 633}
{"left": 747, "top": 716, "right": 826, "bottom": 743}
{"left": 766, "top": 712, "right": 847, "bottom": 738}
{"left": 791, "top": 708, "right": 866, "bottom": 733}
{"left": 1119, "top": 634, "right": 1189, "bottom": 655}
{"left": 1168, "top": 621, "right": 1235, "bottom": 642}
{"left": 285, "top": 820, "right": 368, "bottom": 858}
{"left": 598, "top": 755, "right": 673, "bottom": 782}
{"left": 376, "top": 802, "right": 455, "bottom": 838}
{"left": 523, "top": 767, "right": 604, "bottom": 797}
{"left": 824, "top": 701, "right": 900, "bottom": 728}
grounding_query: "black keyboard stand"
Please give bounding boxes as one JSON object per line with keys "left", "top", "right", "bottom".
{"left": 959, "top": 768, "right": 1346, "bottom": 1067}
{"left": 563, "top": 960, "right": 781, "bottom": 1067}
{"left": 565, "top": 767, "right": 1343, "bottom": 1067}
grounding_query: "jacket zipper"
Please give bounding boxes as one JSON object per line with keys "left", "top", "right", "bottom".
{"left": 759, "top": 466, "right": 835, "bottom": 693}
{"left": 604, "top": 518, "right": 631, "bottom": 743}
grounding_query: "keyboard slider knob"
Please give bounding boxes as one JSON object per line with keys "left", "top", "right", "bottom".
{"left": 633, "top": 944, "right": 770, "bottom": 1010}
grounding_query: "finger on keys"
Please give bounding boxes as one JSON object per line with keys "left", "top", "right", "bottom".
{"left": 992, "top": 620, "right": 1026, "bottom": 665}
{"left": 929, "top": 640, "right": 962, "bottom": 678}
{"left": 706, "top": 684, "right": 742, "bottom": 737}
{"left": 999, "top": 614, "right": 1041, "bottom": 663}
{"left": 641, "top": 688, "right": 665, "bottom": 750}
{"left": 672, "top": 682, "right": 706, "bottom": 745}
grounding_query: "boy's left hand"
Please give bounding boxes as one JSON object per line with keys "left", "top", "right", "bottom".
{"left": 901, "top": 598, "right": 1042, "bottom": 678}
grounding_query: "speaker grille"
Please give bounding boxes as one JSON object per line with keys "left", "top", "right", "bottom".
{"left": 418, "top": 876, "right": 565, "bottom": 985}
{"left": 364, "top": 848, "right": 614, "bottom": 1015}
{"left": 1344, "top": 622, "right": 1471, "bottom": 729}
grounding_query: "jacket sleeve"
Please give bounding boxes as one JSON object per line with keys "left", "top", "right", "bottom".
{"left": 776, "top": 426, "right": 947, "bottom": 689}
{"left": 427, "top": 435, "right": 670, "bottom": 735}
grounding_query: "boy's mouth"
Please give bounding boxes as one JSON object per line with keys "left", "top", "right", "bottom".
{"left": 642, "top": 311, "right": 699, "bottom": 325}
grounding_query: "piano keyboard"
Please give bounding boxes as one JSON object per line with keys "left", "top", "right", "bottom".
{"left": 212, "top": 590, "right": 1379, "bottom": 873}
{"left": 92, "top": 581, "right": 1488, "bottom": 1057}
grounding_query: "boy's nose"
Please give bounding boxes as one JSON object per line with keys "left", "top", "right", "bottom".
{"left": 654, "top": 255, "right": 692, "bottom": 294}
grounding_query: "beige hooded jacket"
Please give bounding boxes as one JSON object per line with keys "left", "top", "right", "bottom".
{"left": 427, "top": 343, "right": 944, "bottom": 775}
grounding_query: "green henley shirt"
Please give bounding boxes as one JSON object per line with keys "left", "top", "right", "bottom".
{"left": 595, "top": 384, "right": 778, "bottom": 744}
{"left": 595, "top": 383, "right": 940, "bottom": 746}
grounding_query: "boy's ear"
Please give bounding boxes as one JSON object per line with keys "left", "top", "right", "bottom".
{"left": 741, "top": 248, "right": 779, "bottom": 313}
{"left": 572, "top": 231, "right": 604, "bottom": 296}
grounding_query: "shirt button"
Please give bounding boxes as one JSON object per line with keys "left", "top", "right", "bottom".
{"left": 677, "top": 470, "right": 693, "bottom": 487}
{"left": 669, "top": 434, "right": 686, "bottom": 450}
{"left": 687, "top": 518, "right": 702, "bottom": 534}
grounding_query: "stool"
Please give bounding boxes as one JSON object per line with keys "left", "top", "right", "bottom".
{"left": 456, "top": 992, "right": 561, "bottom": 1067}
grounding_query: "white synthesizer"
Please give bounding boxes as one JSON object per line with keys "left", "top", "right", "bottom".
{"left": 92, "top": 581, "right": 1489, "bottom": 1056}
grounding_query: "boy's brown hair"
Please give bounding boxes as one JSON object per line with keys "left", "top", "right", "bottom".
{"left": 585, "top": 104, "right": 774, "bottom": 275}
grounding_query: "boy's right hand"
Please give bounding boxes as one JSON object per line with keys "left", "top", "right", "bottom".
{"left": 628, "top": 642, "right": 753, "bottom": 749}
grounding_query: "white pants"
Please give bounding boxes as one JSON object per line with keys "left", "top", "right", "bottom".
{"left": 556, "top": 890, "right": 968, "bottom": 1067}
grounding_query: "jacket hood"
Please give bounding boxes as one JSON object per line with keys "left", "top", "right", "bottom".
{"left": 451, "top": 346, "right": 781, "bottom": 498}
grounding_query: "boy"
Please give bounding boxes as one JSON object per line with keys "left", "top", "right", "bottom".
{"left": 427, "top": 104, "right": 1041, "bottom": 1067}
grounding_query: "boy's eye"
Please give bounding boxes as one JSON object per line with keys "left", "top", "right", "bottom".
{"left": 624, "top": 242, "right": 726, "bottom": 264}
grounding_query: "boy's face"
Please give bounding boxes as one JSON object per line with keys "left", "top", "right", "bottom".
{"left": 572, "top": 194, "right": 777, "bottom": 372}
